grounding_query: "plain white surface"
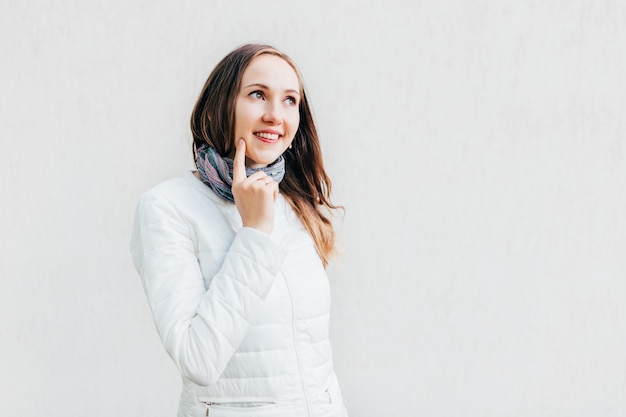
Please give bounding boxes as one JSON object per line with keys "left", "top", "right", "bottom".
{"left": 1, "top": 1, "right": 625, "bottom": 416}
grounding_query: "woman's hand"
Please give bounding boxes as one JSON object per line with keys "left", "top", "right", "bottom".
{"left": 232, "top": 139, "right": 278, "bottom": 235}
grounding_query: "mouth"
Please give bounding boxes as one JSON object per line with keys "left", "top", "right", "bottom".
{"left": 254, "top": 131, "right": 282, "bottom": 143}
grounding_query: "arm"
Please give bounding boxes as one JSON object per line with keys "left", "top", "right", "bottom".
{"left": 130, "top": 195, "right": 285, "bottom": 386}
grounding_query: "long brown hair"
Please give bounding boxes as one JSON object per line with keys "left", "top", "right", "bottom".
{"left": 190, "top": 44, "right": 339, "bottom": 266}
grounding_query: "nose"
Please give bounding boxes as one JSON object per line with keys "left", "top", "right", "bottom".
{"left": 262, "top": 101, "right": 283, "bottom": 125}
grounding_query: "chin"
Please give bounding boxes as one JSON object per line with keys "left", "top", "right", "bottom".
{"left": 247, "top": 150, "right": 285, "bottom": 168}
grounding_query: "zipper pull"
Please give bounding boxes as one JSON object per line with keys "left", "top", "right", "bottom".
{"left": 205, "top": 402, "right": 211, "bottom": 417}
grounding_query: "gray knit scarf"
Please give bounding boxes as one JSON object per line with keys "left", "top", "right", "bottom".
{"left": 195, "top": 145, "right": 286, "bottom": 202}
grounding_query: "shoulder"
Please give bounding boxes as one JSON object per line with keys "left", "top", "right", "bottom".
{"left": 137, "top": 171, "right": 224, "bottom": 211}
{"left": 139, "top": 172, "right": 197, "bottom": 204}
{"left": 134, "top": 171, "right": 235, "bottom": 227}
{"left": 131, "top": 172, "right": 229, "bottom": 253}
{"left": 134, "top": 172, "right": 206, "bottom": 225}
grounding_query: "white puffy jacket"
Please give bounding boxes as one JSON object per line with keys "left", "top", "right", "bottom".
{"left": 131, "top": 171, "right": 348, "bottom": 417}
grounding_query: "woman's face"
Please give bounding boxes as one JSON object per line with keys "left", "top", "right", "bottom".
{"left": 234, "top": 54, "right": 301, "bottom": 168}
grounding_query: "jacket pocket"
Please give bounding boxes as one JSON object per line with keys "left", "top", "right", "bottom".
{"left": 198, "top": 397, "right": 277, "bottom": 416}
{"left": 319, "top": 375, "right": 343, "bottom": 408}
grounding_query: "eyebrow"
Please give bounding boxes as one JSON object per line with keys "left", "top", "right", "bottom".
{"left": 243, "top": 83, "right": 300, "bottom": 96}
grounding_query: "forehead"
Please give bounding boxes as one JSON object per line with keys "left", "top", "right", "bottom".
{"left": 241, "top": 54, "right": 300, "bottom": 90}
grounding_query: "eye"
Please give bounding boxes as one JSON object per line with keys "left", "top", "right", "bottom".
{"left": 285, "top": 96, "right": 297, "bottom": 106}
{"left": 249, "top": 90, "right": 264, "bottom": 100}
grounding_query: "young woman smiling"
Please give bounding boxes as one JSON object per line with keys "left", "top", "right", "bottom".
{"left": 131, "top": 44, "right": 348, "bottom": 417}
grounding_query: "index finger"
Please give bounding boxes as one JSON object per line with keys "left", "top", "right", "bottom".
{"left": 232, "top": 139, "right": 247, "bottom": 182}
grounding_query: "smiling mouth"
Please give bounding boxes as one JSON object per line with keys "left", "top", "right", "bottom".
{"left": 255, "top": 132, "right": 281, "bottom": 141}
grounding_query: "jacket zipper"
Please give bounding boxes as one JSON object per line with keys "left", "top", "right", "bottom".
{"left": 283, "top": 270, "right": 311, "bottom": 417}
{"left": 204, "top": 399, "right": 276, "bottom": 416}
{"left": 325, "top": 387, "right": 333, "bottom": 404}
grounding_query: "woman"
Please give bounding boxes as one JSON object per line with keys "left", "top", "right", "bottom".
{"left": 131, "top": 44, "right": 348, "bottom": 417}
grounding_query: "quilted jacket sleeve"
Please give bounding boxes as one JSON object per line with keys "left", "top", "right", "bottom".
{"left": 130, "top": 193, "right": 286, "bottom": 386}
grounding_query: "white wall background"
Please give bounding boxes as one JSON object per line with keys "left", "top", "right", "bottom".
{"left": 1, "top": 1, "right": 625, "bottom": 416}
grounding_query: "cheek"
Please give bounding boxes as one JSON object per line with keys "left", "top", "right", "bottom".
{"left": 288, "top": 112, "right": 300, "bottom": 134}
{"left": 233, "top": 103, "right": 242, "bottom": 132}
{"left": 234, "top": 101, "right": 254, "bottom": 130}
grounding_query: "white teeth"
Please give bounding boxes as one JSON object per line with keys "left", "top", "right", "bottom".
{"left": 256, "top": 132, "right": 280, "bottom": 140}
